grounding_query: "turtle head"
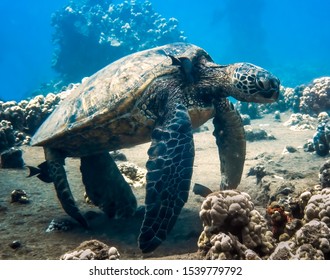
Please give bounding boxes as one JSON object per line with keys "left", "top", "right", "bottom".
{"left": 224, "top": 63, "right": 280, "bottom": 103}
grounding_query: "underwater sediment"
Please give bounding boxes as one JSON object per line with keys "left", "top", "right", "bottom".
{"left": 1, "top": 0, "right": 330, "bottom": 261}
{"left": 1, "top": 77, "right": 330, "bottom": 259}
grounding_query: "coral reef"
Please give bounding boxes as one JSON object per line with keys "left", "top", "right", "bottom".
{"left": 117, "top": 162, "right": 146, "bottom": 189}
{"left": 264, "top": 165, "right": 330, "bottom": 259}
{"left": 51, "top": 0, "right": 186, "bottom": 84}
{"left": 0, "top": 0, "right": 187, "bottom": 151}
{"left": 283, "top": 113, "right": 317, "bottom": 131}
{"left": 0, "top": 85, "right": 78, "bottom": 152}
{"left": 198, "top": 165, "right": 330, "bottom": 260}
{"left": 0, "top": 147, "right": 24, "bottom": 168}
{"left": 244, "top": 125, "right": 275, "bottom": 142}
{"left": 247, "top": 164, "right": 267, "bottom": 183}
{"left": 235, "top": 102, "right": 261, "bottom": 119}
{"left": 269, "top": 220, "right": 330, "bottom": 260}
{"left": 280, "top": 86, "right": 303, "bottom": 113}
{"left": 312, "top": 112, "right": 330, "bottom": 156}
{"left": 299, "top": 77, "right": 330, "bottom": 114}
{"left": 266, "top": 202, "right": 291, "bottom": 238}
{"left": 60, "top": 239, "right": 120, "bottom": 260}
{"left": 198, "top": 190, "right": 275, "bottom": 259}
{"left": 236, "top": 77, "right": 330, "bottom": 118}
{"left": 235, "top": 85, "right": 296, "bottom": 118}
{"left": 0, "top": 120, "right": 15, "bottom": 152}
{"left": 319, "top": 160, "right": 330, "bottom": 188}
{"left": 304, "top": 188, "right": 330, "bottom": 227}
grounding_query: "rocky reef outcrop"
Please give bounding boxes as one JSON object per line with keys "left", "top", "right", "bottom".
{"left": 267, "top": 185, "right": 330, "bottom": 260}
{"left": 299, "top": 77, "right": 330, "bottom": 114}
{"left": 197, "top": 180, "right": 330, "bottom": 260}
{"left": 311, "top": 112, "right": 330, "bottom": 156}
{"left": 198, "top": 190, "right": 275, "bottom": 260}
{"left": 51, "top": 0, "right": 186, "bottom": 84}
{"left": 0, "top": 85, "right": 77, "bottom": 153}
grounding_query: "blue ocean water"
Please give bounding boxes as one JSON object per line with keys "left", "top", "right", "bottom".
{"left": 0, "top": 0, "right": 329, "bottom": 101}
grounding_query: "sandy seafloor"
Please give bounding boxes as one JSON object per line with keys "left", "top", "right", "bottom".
{"left": 0, "top": 112, "right": 326, "bottom": 260}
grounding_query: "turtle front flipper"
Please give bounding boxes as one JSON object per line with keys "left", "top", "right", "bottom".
{"left": 213, "top": 99, "right": 246, "bottom": 190}
{"left": 44, "top": 148, "right": 88, "bottom": 228}
{"left": 138, "top": 104, "right": 194, "bottom": 253}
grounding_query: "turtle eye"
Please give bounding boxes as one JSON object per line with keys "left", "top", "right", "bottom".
{"left": 257, "top": 77, "right": 269, "bottom": 90}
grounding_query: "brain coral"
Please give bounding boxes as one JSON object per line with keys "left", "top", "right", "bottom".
{"left": 198, "top": 190, "right": 275, "bottom": 259}
{"left": 304, "top": 188, "right": 330, "bottom": 227}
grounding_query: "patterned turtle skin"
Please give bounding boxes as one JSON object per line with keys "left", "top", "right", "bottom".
{"left": 30, "top": 43, "right": 280, "bottom": 253}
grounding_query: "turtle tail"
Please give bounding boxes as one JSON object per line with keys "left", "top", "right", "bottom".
{"left": 26, "top": 161, "right": 53, "bottom": 183}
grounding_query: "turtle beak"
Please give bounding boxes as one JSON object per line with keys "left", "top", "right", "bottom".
{"left": 256, "top": 74, "right": 280, "bottom": 102}
{"left": 271, "top": 88, "right": 280, "bottom": 101}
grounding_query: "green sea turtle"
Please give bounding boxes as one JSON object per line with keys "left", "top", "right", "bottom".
{"left": 29, "top": 43, "right": 279, "bottom": 253}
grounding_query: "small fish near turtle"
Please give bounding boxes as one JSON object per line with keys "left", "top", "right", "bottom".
{"left": 27, "top": 43, "right": 280, "bottom": 253}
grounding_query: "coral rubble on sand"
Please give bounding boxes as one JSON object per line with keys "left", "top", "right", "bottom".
{"left": 60, "top": 239, "right": 120, "bottom": 260}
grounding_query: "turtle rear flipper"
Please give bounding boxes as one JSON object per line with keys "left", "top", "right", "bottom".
{"left": 138, "top": 104, "right": 194, "bottom": 253}
{"left": 44, "top": 148, "right": 89, "bottom": 229}
{"left": 80, "top": 152, "right": 137, "bottom": 218}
